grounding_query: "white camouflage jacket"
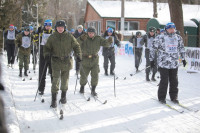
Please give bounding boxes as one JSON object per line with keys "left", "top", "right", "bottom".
{"left": 150, "top": 32, "right": 185, "bottom": 69}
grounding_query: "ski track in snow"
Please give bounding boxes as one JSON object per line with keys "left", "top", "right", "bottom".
{"left": 0, "top": 52, "right": 200, "bottom": 133}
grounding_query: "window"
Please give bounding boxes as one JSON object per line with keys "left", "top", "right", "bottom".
{"left": 106, "top": 20, "right": 116, "bottom": 30}
{"left": 129, "top": 21, "right": 139, "bottom": 30}
{"left": 118, "top": 21, "right": 128, "bottom": 31}
{"left": 118, "top": 21, "right": 139, "bottom": 31}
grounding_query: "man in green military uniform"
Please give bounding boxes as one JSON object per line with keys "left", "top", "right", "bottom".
{"left": 77, "top": 26, "right": 113, "bottom": 96}
{"left": 43, "top": 20, "right": 82, "bottom": 108}
{"left": 15, "top": 26, "right": 32, "bottom": 77}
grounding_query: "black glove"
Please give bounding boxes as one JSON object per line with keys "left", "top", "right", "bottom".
{"left": 150, "top": 61, "right": 154, "bottom": 68}
{"left": 182, "top": 60, "right": 187, "bottom": 67}
{"left": 3, "top": 27, "right": 5, "bottom": 31}
{"left": 76, "top": 56, "right": 82, "bottom": 62}
{"left": 80, "top": 33, "right": 87, "bottom": 41}
{"left": 38, "top": 26, "right": 42, "bottom": 33}
{"left": 45, "top": 56, "right": 50, "bottom": 62}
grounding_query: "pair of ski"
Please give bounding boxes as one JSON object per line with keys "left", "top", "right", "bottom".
{"left": 153, "top": 98, "right": 199, "bottom": 113}
{"left": 37, "top": 94, "right": 64, "bottom": 120}
{"left": 21, "top": 76, "right": 32, "bottom": 81}
{"left": 79, "top": 93, "right": 107, "bottom": 104}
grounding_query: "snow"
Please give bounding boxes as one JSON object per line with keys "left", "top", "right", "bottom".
{"left": 88, "top": 0, "right": 200, "bottom": 27}
{"left": 1, "top": 46, "right": 200, "bottom": 133}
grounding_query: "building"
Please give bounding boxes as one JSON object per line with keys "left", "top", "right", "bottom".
{"left": 84, "top": 0, "right": 200, "bottom": 39}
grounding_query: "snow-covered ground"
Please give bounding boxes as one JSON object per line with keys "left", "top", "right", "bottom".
{"left": 0, "top": 50, "right": 200, "bottom": 133}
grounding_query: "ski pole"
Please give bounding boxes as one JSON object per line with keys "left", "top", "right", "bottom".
{"left": 114, "top": 72, "right": 116, "bottom": 97}
{"left": 2, "top": 29, "right": 5, "bottom": 53}
{"left": 74, "top": 73, "right": 79, "bottom": 94}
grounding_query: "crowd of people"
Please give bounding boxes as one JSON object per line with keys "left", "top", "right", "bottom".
{"left": 1, "top": 20, "right": 186, "bottom": 108}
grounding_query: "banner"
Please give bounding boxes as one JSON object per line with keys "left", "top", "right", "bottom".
{"left": 185, "top": 47, "right": 200, "bottom": 73}
{"left": 115, "top": 41, "right": 134, "bottom": 56}
{"left": 99, "top": 41, "right": 134, "bottom": 57}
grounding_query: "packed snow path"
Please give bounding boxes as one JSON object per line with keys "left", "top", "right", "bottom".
{"left": 1, "top": 53, "right": 200, "bottom": 133}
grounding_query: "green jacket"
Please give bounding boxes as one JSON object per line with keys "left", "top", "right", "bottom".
{"left": 77, "top": 34, "right": 110, "bottom": 56}
{"left": 77, "top": 34, "right": 111, "bottom": 66}
{"left": 43, "top": 31, "right": 82, "bottom": 66}
{"left": 15, "top": 32, "right": 32, "bottom": 55}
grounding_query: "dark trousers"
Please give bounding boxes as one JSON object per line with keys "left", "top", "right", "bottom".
{"left": 103, "top": 48, "right": 115, "bottom": 72}
{"left": 38, "top": 46, "right": 52, "bottom": 92}
{"left": 145, "top": 49, "right": 157, "bottom": 75}
{"left": 158, "top": 68, "right": 178, "bottom": 101}
{"left": 134, "top": 48, "right": 143, "bottom": 69}
{"left": 6, "top": 43, "right": 15, "bottom": 64}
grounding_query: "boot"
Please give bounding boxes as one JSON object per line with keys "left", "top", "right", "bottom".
{"left": 91, "top": 86, "right": 97, "bottom": 96}
{"left": 110, "top": 70, "right": 115, "bottom": 75}
{"left": 24, "top": 69, "right": 28, "bottom": 76}
{"left": 19, "top": 69, "right": 22, "bottom": 77}
{"left": 146, "top": 74, "right": 150, "bottom": 81}
{"left": 151, "top": 73, "right": 156, "bottom": 81}
{"left": 50, "top": 93, "right": 57, "bottom": 108}
{"left": 60, "top": 91, "right": 67, "bottom": 104}
{"left": 136, "top": 66, "right": 139, "bottom": 72}
{"left": 79, "top": 86, "right": 85, "bottom": 94}
{"left": 105, "top": 69, "right": 108, "bottom": 76}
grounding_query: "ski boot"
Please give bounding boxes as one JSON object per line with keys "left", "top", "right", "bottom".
{"left": 50, "top": 93, "right": 57, "bottom": 108}
{"left": 110, "top": 70, "right": 115, "bottom": 75}
{"left": 24, "top": 69, "right": 28, "bottom": 76}
{"left": 105, "top": 69, "right": 108, "bottom": 76}
{"left": 91, "top": 86, "right": 97, "bottom": 96}
{"left": 19, "top": 69, "right": 22, "bottom": 77}
{"left": 146, "top": 74, "right": 150, "bottom": 81}
{"left": 151, "top": 73, "right": 156, "bottom": 81}
{"left": 60, "top": 91, "right": 67, "bottom": 104}
{"left": 79, "top": 86, "right": 85, "bottom": 94}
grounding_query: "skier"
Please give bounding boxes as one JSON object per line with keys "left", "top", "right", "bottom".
{"left": 15, "top": 26, "right": 32, "bottom": 77}
{"left": 73, "top": 25, "right": 85, "bottom": 75}
{"left": 43, "top": 20, "right": 82, "bottom": 108}
{"left": 129, "top": 31, "right": 143, "bottom": 72}
{"left": 150, "top": 22, "right": 186, "bottom": 104}
{"left": 102, "top": 27, "right": 120, "bottom": 75}
{"left": 140, "top": 27, "right": 157, "bottom": 81}
{"left": 4, "top": 24, "right": 20, "bottom": 68}
{"left": 33, "top": 19, "right": 53, "bottom": 95}
{"left": 70, "top": 29, "right": 75, "bottom": 35}
{"left": 77, "top": 26, "right": 113, "bottom": 96}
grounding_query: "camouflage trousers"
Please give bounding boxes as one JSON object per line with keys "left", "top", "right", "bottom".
{"left": 18, "top": 52, "right": 30, "bottom": 70}
{"left": 51, "top": 57, "right": 72, "bottom": 93}
{"left": 80, "top": 57, "right": 100, "bottom": 87}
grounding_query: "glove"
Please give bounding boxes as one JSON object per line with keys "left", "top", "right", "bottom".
{"left": 150, "top": 61, "right": 154, "bottom": 68}
{"left": 45, "top": 56, "right": 50, "bottom": 62}
{"left": 3, "top": 27, "right": 5, "bottom": 31}
{"left": 182, "top": 60, "right": 187, "bottom": 67}
{"left": 38, "top": 26, "right": 42, "bottom": 33}
{"left": 80, "top": 33, "right": 87, "bottom": 41}
{"left": 76, "top": 56, "right": 82, "bottom": 62}
{"left": 107, "top": 36, "right": 113, "bottom": 44}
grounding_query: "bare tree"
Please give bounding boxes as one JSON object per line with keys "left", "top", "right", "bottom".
{"left": 168, "top": 0, "right": 185, "bottom": 40}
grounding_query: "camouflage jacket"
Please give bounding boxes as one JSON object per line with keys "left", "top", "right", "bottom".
{"left": 15, "top": 32, "right": 32, "bottom": 55}
{"left": 43, "top": 31, "right": 82, "bottom": 60}
{"left": 150, "top": 32, "right": 185, "bottom": 69}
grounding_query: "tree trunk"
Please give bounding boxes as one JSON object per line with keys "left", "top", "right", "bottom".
{"left": 153, "top": 0, "right": 158, "bottom": 18}
{"left": 168, "top": 0, "right": 185, "bottom": 45}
